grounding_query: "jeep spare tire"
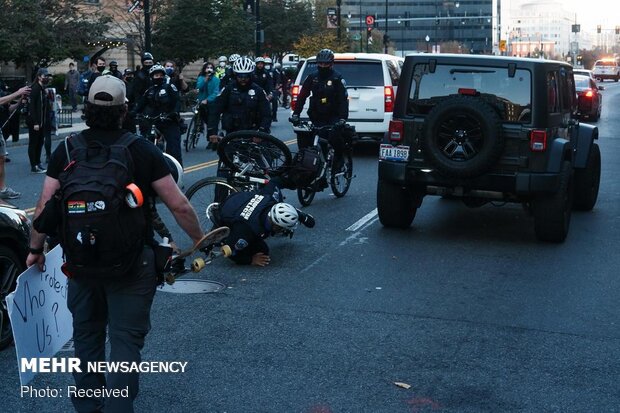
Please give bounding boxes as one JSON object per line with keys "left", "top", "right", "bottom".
{"left": 423, "top": 96, "right": 504, "bottom": 178}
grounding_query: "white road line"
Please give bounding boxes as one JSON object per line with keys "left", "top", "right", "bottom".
{"left": 346, "top": 208, "right": 378, "bottom": 232}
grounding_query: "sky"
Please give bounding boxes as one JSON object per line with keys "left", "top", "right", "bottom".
{"left": 507, "top": 0, "right": 617, "bottom": 35}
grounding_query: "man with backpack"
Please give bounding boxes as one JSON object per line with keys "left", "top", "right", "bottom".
{"left": 27, "top": 75, "right": 205, "bottom": 413}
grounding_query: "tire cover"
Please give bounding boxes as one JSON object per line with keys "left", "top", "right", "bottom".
{"left": 423, "top": 95, "right": 504, "bottom": 178}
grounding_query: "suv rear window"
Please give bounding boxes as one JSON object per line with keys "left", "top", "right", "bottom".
{"left": 594, "top": 61, "right": 617, "bottom": 67}
{"left": 300, "top": 61, "right": 385, "bottom": 86}
{"left": 408, "top": 64, "right": 532, "bottom": 122}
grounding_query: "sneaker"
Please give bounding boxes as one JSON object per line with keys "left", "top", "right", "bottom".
{"left": 296, "top": 209, "right": 315, "bottom": 228}
{"left": 31, "top": 165, "right": 47, "bottom": 174}
{"left": 0, "top": 187, "right": 21, "bottom": 199}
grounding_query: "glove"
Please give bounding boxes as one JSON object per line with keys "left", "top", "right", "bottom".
{"left": 258, "top": 127, "right": 270, "bottom": 133}
{"left": 290, "top": 114, "right": 300, "bottom": 126}
{"left": 336, "top": 119, "right": 346, "bottom": 127}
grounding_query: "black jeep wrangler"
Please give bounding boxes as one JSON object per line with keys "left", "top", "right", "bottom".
{"left": 377, "top": 54, "right": 601, "bottom": 242}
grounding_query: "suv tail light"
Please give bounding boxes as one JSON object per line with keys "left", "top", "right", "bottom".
{"left": 291, "top": 85, "right": 300, "bottom": 111}
{"left": 529, "top": 130, "right": 547, "bottom": 152}
{"left": 388, "top": 120, "right": 404, "bottom": 143}
{"left": 585, "top": 90, "right": 594, "bottom": 98}
{"left": 384, "top": 86, "right": 394, "bottom": 113}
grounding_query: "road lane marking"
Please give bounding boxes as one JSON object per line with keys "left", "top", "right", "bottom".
{"left": 346, "top": 208, "right": 378, "bottom": 231}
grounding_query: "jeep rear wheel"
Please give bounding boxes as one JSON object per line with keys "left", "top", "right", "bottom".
{"left": 533, "top": 161, "right": 573, "bottom": 242}
{"left": 573, "top": 143, "right": 601, "bottom": 211}
{"left": 377, "top": 181, "right": 418, "bottom": 228}
{"left": 423, "top": 96, "right": 504, "bottom": 178}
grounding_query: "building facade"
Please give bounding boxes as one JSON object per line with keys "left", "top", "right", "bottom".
{"left": 341, "top": 0, "right": 498, "bottom": 55}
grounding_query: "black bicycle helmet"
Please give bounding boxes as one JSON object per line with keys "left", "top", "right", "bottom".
{"left": 316, "top": 49, "right": 335, "bottom": 64}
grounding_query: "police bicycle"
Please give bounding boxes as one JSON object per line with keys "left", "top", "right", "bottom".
{"left": 135, "top": 113, "right": 173, "bottom": 152}
{"left": 291, "top": 120, "right": 354, "bottom": 207}
{"left": 184, "top": 130, "right": 293, "bottom": 230}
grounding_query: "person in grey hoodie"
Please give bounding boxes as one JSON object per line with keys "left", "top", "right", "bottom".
{"left": 64, "top": 62, "right": 80, "bottom": 111}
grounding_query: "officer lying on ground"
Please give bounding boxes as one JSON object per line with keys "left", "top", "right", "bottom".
{"left": 207, "top": 181, "right": 315, "bottom": 266}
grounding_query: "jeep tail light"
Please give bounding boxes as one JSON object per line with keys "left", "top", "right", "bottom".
{"left": 384, "top": 86, "right": 394, "bottom": 113}
{"left": 585, "top": 90, "right": 594, "bottom": 98}
{"left": 291, "top": 85, "right": 300, "bottom": 111}
{"left": 388, "top": 120, "right": 404, "bottom": 143}
{"left": 530, "top": 130, "right": 547, "bottom": 152}
{"left": 458, "top": 88, "right": 478, "bottom": 96}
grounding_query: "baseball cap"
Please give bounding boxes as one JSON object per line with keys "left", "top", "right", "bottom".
{"left": 37, "top": 68, "right": 49, "bottom": 77}
{"left": 88, "top": 75, "right": 126, "bottom": 106}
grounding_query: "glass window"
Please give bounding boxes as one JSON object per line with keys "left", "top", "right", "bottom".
{"left": 547, "top": 72, "right": 559, "bottom": 113}
{"left": 386, "top": 60, "right": 401, "bottom": 86}
{"left": 300, "top": 61, "right": 384, "bottom": 87}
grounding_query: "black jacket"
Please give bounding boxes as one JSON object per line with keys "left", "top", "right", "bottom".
{"left": 27, "top": 81, "right": 49, "bottom": 128}
{"left": 294, "top": 69, "right": 348, "bottom": 125}
{"left": 214, "top": 83, "right": 271, "bottom": 133}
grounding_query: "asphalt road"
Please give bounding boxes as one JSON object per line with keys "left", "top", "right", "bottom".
{"left": 1, "top": 84, "right": 620, "bottom": 412}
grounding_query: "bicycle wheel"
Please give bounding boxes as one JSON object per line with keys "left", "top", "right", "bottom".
{"left": 185, "top": 116, "right": 199, "bottom": 152}
{"left": 217, "top": 130, "right": 292, "bottom": 177}
{"left": 185, "top": 177, "right": 238, "bottom": 230}
{"left": 330, "top": 150, "right": 353, "bottom": 198}
{"left": 297, "top": 182, "right": 318, "bottom": 207}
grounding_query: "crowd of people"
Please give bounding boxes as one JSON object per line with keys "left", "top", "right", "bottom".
{"left": 20, "top": 47, "right": 350, "bottom": 413}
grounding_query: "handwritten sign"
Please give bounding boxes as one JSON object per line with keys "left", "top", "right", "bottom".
{"left": 6, "top": 246, "right": 73, "bottom": 386}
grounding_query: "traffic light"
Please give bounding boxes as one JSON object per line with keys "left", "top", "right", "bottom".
{"left": 576, "top": 55, "right": 583, "bottom": 65}
{"left": 436, "top": 18, "right": 440, "bottom": 25}
{"left": 597, "top": 25, "right": 601, "bottom": 34}
{"left": 383, "top": 34, "right": 391, "bottom": 45}
{"left": 367, "top": 27, "right": 373, "bottom": 42}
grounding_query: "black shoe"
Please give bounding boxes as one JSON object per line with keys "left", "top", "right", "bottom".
{"left": 297, "top": 210, "right": 315, "bottom": 228}
{"left": 31, "top": 165, "right": 47, "bottom": 174}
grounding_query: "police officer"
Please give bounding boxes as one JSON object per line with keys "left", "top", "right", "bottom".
{"left": 291, "top": 48, "right": 349, "bottom": 170}
{"left": 132, "top": 52, "right": 154, "bottom": 104}
{"left": 252, "top": 56, "right": 273, "bottom": 101}
{"left": 210, "top": 183, "right": 315, "bottom": 266}
{"left": 134, "top": 64, "right": 183, "bottom": 166}
{"left": 209, "top": 57, "right": 271, "bottom": 138}
{"left": 219, "top": 53, "right": 241, "bottom": 90}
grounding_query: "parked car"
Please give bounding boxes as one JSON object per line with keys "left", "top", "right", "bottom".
{"left": 291, "top": 53, "right": 404, "bottom": 142}
{"left": 574, "top": 74, "right": 603, "bottom": 121}
{"left": 378, "top": 54, "right": 601, "bottom": 242}
{"left": 592, "top": 58, "right": 620, "bottom": 82}
{"left": 0, "top": 201, "right": 30, "bottom": 350}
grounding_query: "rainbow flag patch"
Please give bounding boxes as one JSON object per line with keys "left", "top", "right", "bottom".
{"left": 67, "top": 201, "right": 86, "bottom": 214}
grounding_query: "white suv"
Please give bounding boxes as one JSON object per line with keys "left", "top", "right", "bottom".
{"left": 592, "top": 59, "right": 620, "bottom": 82}
{"left": 290, "top": 53, "right": 403, "bottom": 142}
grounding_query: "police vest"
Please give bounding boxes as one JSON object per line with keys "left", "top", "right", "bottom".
{"left": 220, "top": 191, "right": 274, "bottom": 237}
{"left": 308, "top": 73, "right": 344, "bottom": 121}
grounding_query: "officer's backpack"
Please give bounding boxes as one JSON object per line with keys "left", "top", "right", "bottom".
{"left": 77, "top": 72, "right": 90, "bottom": 96}
{"left": 288, "top": 148, "right": 323, "bottom": 188}
{"left": 57, "top": 133, "right": 146, "bottom": 279}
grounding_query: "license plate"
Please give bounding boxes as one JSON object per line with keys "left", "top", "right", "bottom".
{"left": 380, "top": 144, "right": 410, "bottom": 162}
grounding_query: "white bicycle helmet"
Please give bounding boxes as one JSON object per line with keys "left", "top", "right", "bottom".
{"left": 255, "top": 56, "right": 265, "bottom": 63}
{"left": 264, "top": 57, "right": 272, "bottom": 64}
{"left": 228, "top": 53, "right": 241, "bottom": 63}
{"left": 233, "top": 57, "right": 256, "bottom": 74}
{"left": 218, "top": 55, "right": 227, "bottom": 63}
{"left": 149, "top": 64, "right": 166, "bottom": 76}
{"left": 268, "top": 203, "right": 299, "bottom": 231}
{"left": 163, "top": 153, "right": 184, "bottom": 189}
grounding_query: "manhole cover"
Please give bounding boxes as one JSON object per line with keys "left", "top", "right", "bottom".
{"left": 157, "top": 279, "right": 225, "bottom": 294}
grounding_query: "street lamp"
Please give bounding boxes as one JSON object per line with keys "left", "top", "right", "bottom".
{"left": 425, "top": 35, "right": 430, "bottom": 52}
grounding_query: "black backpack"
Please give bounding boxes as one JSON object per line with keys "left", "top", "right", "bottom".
{"left": 58, "top": 132, "right": 146, "bottom": 279}
{"left": 289, "top": 148, "right": 323, "bottom": 188}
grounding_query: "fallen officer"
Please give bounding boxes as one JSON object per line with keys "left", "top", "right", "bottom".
{"left": 207, "top": 181, "right": 315, "bottom": 266}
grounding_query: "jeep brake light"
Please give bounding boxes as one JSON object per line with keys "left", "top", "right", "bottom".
{"left": 291, "top": 85, "right": 300, "bottom": 111}
{"left": 530, "top": 130, "right": 547, "bottom": 152}
{"left": 388, "top": 120, "right": 404, "bottom": 143}
{"left": 585, "top": 90, "right": 594, "bottom": 98}
{"left": 384, "top": 86, "right": 394, "bottom": 113}
{"left": 458, "top": 88, "right": 478, "bottom": 96}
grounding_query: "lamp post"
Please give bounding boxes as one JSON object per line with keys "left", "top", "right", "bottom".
{"left": 426, "top": 35, "right": 430, "bottom": 52}
{"left": 384, "top": 0, "right": 388, "bottom": 54}
{"left": 337, "top": 0, "right": 342, "bottom": 40}
{"left": 144, "top": 0, "right": 151, "bottom": 52}
{"left": 397, "top": 17, "right": 405, "bottom": 57}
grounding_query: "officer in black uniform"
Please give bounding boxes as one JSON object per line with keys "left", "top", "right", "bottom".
{"left": 252, "top": 57, "right": 273, "bottom": 129}
{"left": 134, "top": 64, "right": 183, "bottom": 166}
{"left": 291, "top": 48, "right": 349, "bottom": 169}
{"left": 108, "top": 60, "right": 123, "bottom": 79}
{"left": 131, "top": 52, "right": 154, "bottom": 105}
{"left": 209, "top": 57, "right": 272, "bottom": 138}
{"left": 211, "top": 182, "right": 314, "bottom": 266}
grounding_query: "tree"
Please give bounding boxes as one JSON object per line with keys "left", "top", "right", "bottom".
{"left": 0, "top": 0, "right": 110, "bottom": 73}
{"left": 293, "top": 31, "right": 349, "bottom": 58}
{"left": 152, "top": 0, "right": 253, "bottom": 65}
{"left": 260, "top": 0, "right": 314, "bottom": 58}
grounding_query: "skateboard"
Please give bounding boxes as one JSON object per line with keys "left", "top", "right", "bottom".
{"left": 164, "top": 227, "right": 232, "bottom": 285}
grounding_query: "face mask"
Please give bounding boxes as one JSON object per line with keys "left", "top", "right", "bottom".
{"left": 143, "top": 64, "right": 153, "bottom": 72}
{"left": 206, "top": 68, "right": 214, "bottom": 74}
{"left": 219, "top": 62, "right": 226, "bottom": 67}
{"left": 265, "top": 65, "right": 271, "bottom": 70}
{"left": 165, "top": 67, "right": 174, "bottom": 76}
{"left": 318, "top": 66, "right": 331, "bottom": 78}
{"left": 125, "top": 76, "right": 134, "bottom": 82}
{"left": 97, "top": 66, "right": 105, "bottom": 73}
{"left": 41, "top": 78, "right": 50, "bottom": 85}
{"left": 152, "top": 77, "right": 164, "bottom": 86}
